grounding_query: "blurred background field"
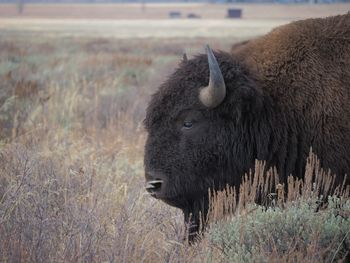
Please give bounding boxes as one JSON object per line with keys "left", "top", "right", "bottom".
{"left": 0, "top": 2, "right": 349, "bottom": 262}
{"left": 0, "top": 3, "right": 348, "bottom": 19}
{"left": 0, "top": 3, "right": 349, "bottom": 38}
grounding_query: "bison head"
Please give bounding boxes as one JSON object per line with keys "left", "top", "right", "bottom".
{"left": 144, "top": 45, "right": 271, "bottom": 241}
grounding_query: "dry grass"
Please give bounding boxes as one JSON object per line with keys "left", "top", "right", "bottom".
{"left": 207, "top": 151, "right": 350, "bottom": 225}
{"left": 0, "top": 18, "right": 289, "bottom": 40}
{"left": 0, "top": 32, "right": 228, "bottom": 262}
{"left": 0, "top": 23, "right": 349, "bottom": 262}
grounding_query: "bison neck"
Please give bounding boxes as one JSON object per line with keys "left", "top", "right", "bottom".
{"left": 249, "top": 96, "right": 308, "bottom": 185}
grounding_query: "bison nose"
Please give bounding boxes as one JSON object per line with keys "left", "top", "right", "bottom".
{"left": 145, "top": 179, "right": 163, "bottom": 194}
{"left": 145, "top": 171, "right": 164, "bottom": 195}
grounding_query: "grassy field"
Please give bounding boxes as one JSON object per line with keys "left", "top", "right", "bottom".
{"left": 0, "top": 3, "right": 349, "bottom": 19}
{"left": 0, "top": 6, "right": 349, "bottom": 262}
{"left": 0, "top": 18, "right": 293, "bottom": 39}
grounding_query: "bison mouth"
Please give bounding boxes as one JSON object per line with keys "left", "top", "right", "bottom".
{"left": 144, "top": 179, "right": 189, "bottom": 208}
{"left": 144, "top": 170, "right": 210, "bottom": 209}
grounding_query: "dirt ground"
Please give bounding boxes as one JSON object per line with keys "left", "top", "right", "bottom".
{"left": 0, "top": 3, "right": 348, "bottom": 19}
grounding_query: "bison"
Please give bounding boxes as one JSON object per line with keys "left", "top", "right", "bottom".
{"left": 143, "top": 13, "right": 350, "bottom": 241}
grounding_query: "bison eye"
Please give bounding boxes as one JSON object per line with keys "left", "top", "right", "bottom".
{"left": 183, "top": 121, "right": 193, "bottom": 129}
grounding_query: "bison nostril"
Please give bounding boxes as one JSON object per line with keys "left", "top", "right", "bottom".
{"left": 145, "top": 179, "right": 163, "bottom": 193}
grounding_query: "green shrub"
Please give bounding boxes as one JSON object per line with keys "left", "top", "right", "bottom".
{"left": 208, "top": 198, "right": 350, "bottom": 262}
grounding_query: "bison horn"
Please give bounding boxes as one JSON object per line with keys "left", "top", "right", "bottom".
{"left": 199, "top": 45, "right": 226, "bottom": 108}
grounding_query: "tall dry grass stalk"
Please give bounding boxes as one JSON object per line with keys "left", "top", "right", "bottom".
{"left": 207, "top": 150, "right": 349, "bottom": 225}
{"left": 204, "top": 152, "right": 349, "bottom": 263}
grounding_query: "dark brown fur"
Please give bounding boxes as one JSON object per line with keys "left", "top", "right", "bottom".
{"left": 231, "top": 13, "right": 350, "bottom": 180}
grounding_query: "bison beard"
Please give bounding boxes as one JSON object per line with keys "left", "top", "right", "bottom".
{"left": 144, "top": 13, "right": 350, "bottom": 243}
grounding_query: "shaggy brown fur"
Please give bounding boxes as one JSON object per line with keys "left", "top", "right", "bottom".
{"left": 231, "top": 13, "right": 350, "bottom": 181}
